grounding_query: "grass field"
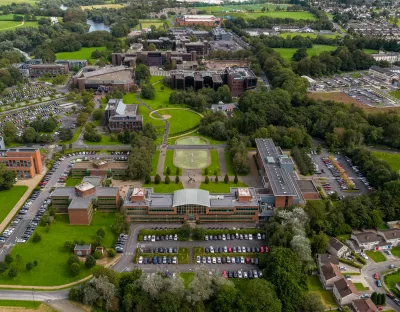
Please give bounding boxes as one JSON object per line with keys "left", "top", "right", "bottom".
{"left": 0, "top": 213, "right": 116, "bottom": 286}
{"left": 123, "top": 93, "right": 140, "bottom": 104}
{"left": 64, "top": 177, "right": 83, "bottom": 186}
{"left": 151, "top": 108, "right": 202, "bottom": 136}
{"left": 214, "top": 10, "right": 316, "bottom": 20}
{"left": 203, "top": 150, "right": 220, "bottom": 175}
{"left": 0, "top": 186, "right": 28, "bottom": 224}
{"left": 55, "top": 47, "right": 106, "bottom": 61}
{"left": 200, "top": 181, "right": 248, "bottom": 193}
{"left": 372, "top": 151, "right": 400, "bottom": 172}
{"left": 150, "top": 76, "right": 164, "bottom": 84}
{"left": 84, "top": 135, "right": 121, "bottom": 146}
{"left": 0, "top": 300, "right": 41, "bottom": 308}
{"left": 139, "top": 19, "right": 165, "bottom": 29}
{"left": 179, "top": 272, "right": 195, "bottom": 288}
{"left": 353, "top": 282, "right": 369, "bottom": 291}
{"left": 392, "top": 247, "right": 400, "bottom": 257}
{"left": 143, "top": 182, "right": 184, "bottom": 193}
{"left": 365, "top": 250, "right": 387, "bottom": 262}
{"left": 307, "top": 276, "right": 337, "bottom": 308}
{"left": 164, "top": 150, "right": 181, "bottom": 176}
{"left": 390, "top": 89, "right": 400, "bottom": 100}
{"left": 140, "top": 82, "right": 173, "bottom": 109}
{"left": 151, "top": 150, "right": 160, "bottom": 176}
{"left": 200, "top": 3, "right": 290, "bottom": 12}
{"left": 279, "top": 32, "right": 339, "bottom": 39}
{"left": 224, "top": 151, "right": 240, "bottom": 176}
{"left": 81, "top": 3, "right": 124, "bottom": 10}
{"left": 385, "top": 269, "right": 400, "bottom": 294}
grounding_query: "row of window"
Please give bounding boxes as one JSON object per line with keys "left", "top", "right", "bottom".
{"left": 208, "top": 209, "right": 234, "bottom": 213}
{"left": 127, "top": 207, "right": 147, "bottom": 211}
{"left": 129, "top": 216, "right": 184, "bottom": 221}
{"left": 235, "top": 207, "right": 258, "bottom": 211}
{"left": 1, "top": 160, "right": 32, "bottom": 167}
{"left": 149, "top": 209, "right": 175, "bottom": 213}
{"left": 199, "top": 216, "right": 254, "bottom": 221}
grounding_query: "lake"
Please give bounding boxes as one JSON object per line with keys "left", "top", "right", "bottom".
{"left": 87, "top": 19, "right": 111, "bottom": 33}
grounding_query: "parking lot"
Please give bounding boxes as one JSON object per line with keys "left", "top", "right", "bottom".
{"left": 0, "top": 82, "right": 55, "bottom": 106}
{"left": 310, "top": 149, "right": 370, "bottom": 197}
{"left": 312, "top": 72, "right": 399, "bottom": 107}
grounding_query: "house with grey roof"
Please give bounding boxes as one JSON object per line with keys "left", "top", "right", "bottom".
{"left": 377, "top": 228, "right": 400, "bottom": 246}
{"left": 328, "top": 237, "right": 349, "bottom": 258}
{"left": 347, "top": 232, "right": 391, "bottom": 252}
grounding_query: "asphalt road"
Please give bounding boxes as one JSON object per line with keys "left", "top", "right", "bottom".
{"left": 0, "top": 289, "right": 69, "bottom": 301}
{"left": 362, "top": 258, "right": 400, "bottom": 311}
{"left": 0, "top": 153, "right": 122, "bottom": 261}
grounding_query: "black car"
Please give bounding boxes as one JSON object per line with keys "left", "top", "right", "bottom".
{"left": 250, "top": 258, "right": 255, "bottom": 264}
{"left": 167, "top": 257, "right": 172, "bottom": 264}
{"left": 173, "top": 248, "right": 178, "bottom": 253}
{"left": 221, "top": 257, "right": 226, "bottom": 264}
{"left": 218, "top": 235, "right": 222, "bottom": 240}
{"left": 255, "top": 247, "right": 260, "bottom": 253}
{"left": 143, "top": 258, "right": 148, "bottom": 264}
{"left": 148, "top": 257, "right": 153, "bottom": 264}
{"left": 214, "top": 235, "right": 218, "bottom": 240}
{"left": 156, "top": 236, "right": 160, "bottom": 241}
{"left": 233, "top": 271, "right": 238, "bottom": 278}
{"left": 205, "top": 247, "right": 210, "bottom": 253}
{"left": 248, "top": 271, "right": 254, "bottom": 279}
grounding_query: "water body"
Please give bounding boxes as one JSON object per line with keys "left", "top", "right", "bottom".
{"left": 87, "top": 19, "right": 111, "bottom": 33}
{"left": 60, "top": 4, "right": 68, "bottom": 10}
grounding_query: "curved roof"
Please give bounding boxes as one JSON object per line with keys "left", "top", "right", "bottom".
{"left": 172, "top": 189, "right": 210, "bottom": 207}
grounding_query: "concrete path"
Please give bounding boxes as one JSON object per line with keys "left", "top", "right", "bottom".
{"left": 217, "top": 148, "right": 227, "bottom": 175}
{"left": 181, "top": 169, "right": 202, "bottom": 189}
{"left": 157, "top": 147, "right": 167, "bottom": 175}
{"left": 239, "top": 151, "right": 263, "bottom": 188}
{"left": 47, "top": 299, "right": 87, "bottom": 312}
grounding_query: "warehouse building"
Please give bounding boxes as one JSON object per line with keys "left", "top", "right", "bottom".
{"left": 29, "top": 63, "right": 69, "bottom": 78}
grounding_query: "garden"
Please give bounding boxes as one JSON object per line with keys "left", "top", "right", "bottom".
{"left": 200, "top": 181, "right": 248, "bottom": 193}
{"left": 0, "top": 213, "right": 117, "bottom": 286}
{"left": 365, "top": 250, "right": 387, "bottom": 262}
{"left": 307, "top": 276, "right": 337, "bottom": 308}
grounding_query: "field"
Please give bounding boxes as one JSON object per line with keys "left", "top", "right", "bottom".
{"left": 308, "top": 92, "right": 362, "bottom": 105}
{"left": 143, "top": 182, "right": 184, "bottom": 193}
{"left": 214, "top": 10, "right": 316, "bottom": 20}
{"left": 274, "top": 45, "right": 338, "bottom": 61}
{"left": 151, "top": 150, "right": 160, "bottom": 176}
{"left": 55, "top": 47, "right": 106, "bottom": 61}
{"left": 307, "top": 276, "right": 337, "bottom": 308}
{"left": 203, "top": 150, "right": 220, "bottom": 175}
{"left": 372, "top": 151, "right": 400, "bottom": 172}
{"left": 84, "top": 135, "right": 121, "bottom": 146}
{"left": 139, "top": 19, "right": 166, "bottom": 29}
{"left": 0, "top": 213, "right": 116, "bottom": 286}
{"left": 0, "top": 186, "right": 28, "bottom": 224}
{"left": 365, "top": 250, "right": 387, "bottom": 262}
{"left": 81, "top": 3, "right": 125, "bottom": 10}
{"left": 279, "top": 32, "right": 339, "bottom": 39}
{"left": 385, "top": 269, "right": 400, "bottom": 295}
{"left": 123, "top": 92, "right": 140, "bottom": 104}
{"left": 150, "top": 108, "right": 202, "bottom": 136}
{"left": 200, "top": 181, "right": 248, "bottom": 193}
{"left": 164, "top": 150, "right": 181, "bottom": 176}
{"left": 0, "top": 300, "right": 41, "bottom": 308}
{"left": 0, "top": 0, "right": 36, "bottom": 3}
{"left": 140, "top": 79, "right": 173, "bottom": 109}
{"left": 200, "top": 3, "right": 291, "bottom": 12}
{"left": 353, "top": 282, "right": 369, "bottom": 291}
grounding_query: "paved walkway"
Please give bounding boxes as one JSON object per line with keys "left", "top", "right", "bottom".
{"left": 157, "top": 147, "right": 167, "bottom": 175}
{"left": 47, "top": 299, "right": 86, "bottom": 312}
{"left": 0, "top": 171, "right": 46, "bottom": 233}
{"left": 217, "top": 148, "right": 227, "bottom": 175}
{"left": 181, "top": 169, "right": 202, "bottom": 189}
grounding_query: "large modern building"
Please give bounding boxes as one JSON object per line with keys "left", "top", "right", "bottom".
{"left": 176, "top": 15, "right": 222, "bottom": 27}
{"left": 112, "top": 50, "right": 198, "bottom": 67}
{"left": 72, "top": 66, "right": 136, "bottom": 92}
{"left": 123, "top": 187, "right": 260, "bottom": 223}
{"left": 71, "top": 159, "right": 128, "bottom": 179}
{"left": 105, "top": 99, "right": 143, "bottom": 133}
{"left": 168, "top": 67, "right": 257, "bottom": 96}
{"left": 0, "top": 148, "right": 42, "bottom": 179}
{"left": 368, "top": 65, "right": 400, "bottom": 86}
{"left": 29, "top": 64, "right": 69, "bottom": 78}
{"left": 51, "top": 176, "right": 120, "bottom": 225}
{"left": 55, "top": 60, "right": 88, "bottom": 70}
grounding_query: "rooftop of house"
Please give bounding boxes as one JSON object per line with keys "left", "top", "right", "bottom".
{"left": 74, "top": 244, "right": 91, "bottom": 251}
{"left": 334, "top": 278, "right": 358, "bottom": 298}
{"left": 318, "top": 253, "right": 339, "bottom": 265}
{"left": 321, "top": 262, "right": 343, "bottom": 281}
{"left": 329, "top": 237, "right": 346, "bottom": 251}
{"left": 351, "top": 298, "right": 378, "bottom": 312}
{"left": 378, "top": 228, "right": 400, "bottom": 239}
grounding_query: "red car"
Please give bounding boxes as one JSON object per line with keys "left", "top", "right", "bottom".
{"left": 374, "top": 273, "right": 379, "bottom": 280}
{"left": 222, "top": 271, "right": 227, "bottom": 278}
{"left": 260, "top": 246, "right": 264, "bottom": 253}
{"left": 265, "top": 246, "right": 269, "bottom": 253}
{"left": 245, "top": 258, "right": 250, "bottom": 264}
{"left": 228, "top": 247, "right": 232, "bottom": 253}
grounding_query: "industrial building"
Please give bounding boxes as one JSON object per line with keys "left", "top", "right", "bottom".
{"left": 176, "top": 15, "right": 222, "bottom": 27}
{"left": 51, "top": 176, "right": 120, "bottom": 225}
{"left": 29, "top": 63, "right": 69, "bottom": 78}
{"left": 71, "top": 159, "right": 128, "bottom": 179}
{"left": 72, "top": 66, "right": 136, "bottom": 92}
{"left": 0, "top": 148, "right": 42, "bottom": 179}
{"left": 105, "top": 99, "right": 143, "bottom": 133}
{"left": 123, "top": 187, "right": 260, "bottom": 223}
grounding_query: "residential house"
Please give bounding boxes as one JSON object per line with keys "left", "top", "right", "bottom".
{"left": 319, "top": 262, "right": 343, "bottom": 290}
{"left": 74, "top": 244, "right": 92, "bottom": 256}
{"left": 377, "top": 228, "right": 400, "bottom": 247}
{"left": 328, "top": 237, "right": 349, "bottom": 258}
{"left": 347, "top": 232, "right": 390, "bottom": 252}
{"left": 332, "top": 278, "right": 359, "bottom": 306}
{"left": 350, "top": 298, "right": 379, "bottom": 312}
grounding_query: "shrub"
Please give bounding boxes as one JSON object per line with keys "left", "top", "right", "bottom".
{"left": 4, "top": 254, "right": 13, "bottom": 265}
{"left": 234, "top": 174, "right": 238, "bottom": 184}
{"left": 68, "top": 255, "right": 80, "bottom": 266}
{"left": 93, "top": 251, "right": 103, "bottom": 260}
{"left": 64, "top": 241, "right": 74, "bottom": 252}
{"left": 69, "top": 263, "right": 80, "bottom": 277}
{"left": 205, "top": 176, "right": 209, "bottom": 184}
{"left": 165, "top": 175, "right": 170, "bottom": 184}
{"left": 175, "top": 175, "right": 179, "bottom": 183}
{"left": 26, "top": 262, "right": 34, "bottom": 271}
{"left": 224, "top": 174, "right": 229, "bottom": 184}
{"left": 107, "top": 249, "right": 116, "bottom": 258}
{"left": 8, "top": 268, "right": 17, "bottom": 279}
{"left": 166, "top": 167, "right": 171, "bottom": 175}
{"left": 145, "top": 173, "right": 151, "bottom": 184}
{"left": 339, "top": 258, "right": 362, "bottom": 269}
{"left": 155, "top": 174, "right": 161, "bottom": 184}
{"left": 0, "top": 261, "right": 8, "bottom": 273}
{"left": 85, "top": 255, "right": 96, "bottom": 268}
{"left": 96, "top": 228, "right": 105, "bottom": 238}
{"left": 32, "top": 232, "right": 41, "bottom": 243}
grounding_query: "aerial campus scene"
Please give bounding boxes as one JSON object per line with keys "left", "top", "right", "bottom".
{"left": 2, "top": 0, "right": 400, "bottom": 311}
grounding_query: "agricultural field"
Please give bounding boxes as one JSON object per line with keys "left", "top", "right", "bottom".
{"left": 55, "top": 47, "right": 106, "bottom": 61}
{"left": 0, "top": 21, "right": 24, "bottom": 30}
{"left": 139, "top": 19, "right": 166, "bottom": 29}
{"left": 372, "top": 151, "right": 400, "bottom": 172}
{"left": 81, "top": 3, "right": 125, "bottom": 10}
{"left": 0, "top": 0, "right": 37, "bottom": 4}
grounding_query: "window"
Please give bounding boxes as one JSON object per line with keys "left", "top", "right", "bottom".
{"left": 176, "top": 204, "right": 206, "bottom": 215}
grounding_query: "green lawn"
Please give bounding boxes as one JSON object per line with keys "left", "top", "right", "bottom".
{"left": 0, "top": 186, "right": 28, "bottom": 223}
{"left": 156, "top": 108, "right": 202, "bottom": 136}
{"left": 84, "top": 135, "right": 121, "bottom": 146}
{"left": 354, "top": 282, "right": 369, "bottom": 291}
{"left": 150, "top": 76, "right": 164, "bottom": 84}
{"left": 164, "top": 150, "right": 181, "bottom": 176}
{"left": 61, "top": 127, "right": 82, "bottom": 144}
{"left": 0, "top": 20, "right": 22, "bottom": 30}
{"left": 279, "top": 32, "right": 339, "bottom": 39}
{"left": 200, "top": 181, "right": 248, "bottom": 193}
{"left": 307, "top": 276, "right": 337, "bottom": 308}
{"left": 202, "top": 3, "right": 290, "bottom": 12}
{"left": 55, "top": 47, "right": 106, "bottom": 61}
{"left": 391, "top": 247, "right": 400, "bottom": 257}
{"left": 224, "top": 151, "right": 237, "bottom": 176}
{"left": 203, "top": 150, "right": 220, "bottom": 175}
{"left": 123, "top": 92, "right": 139, "bottom": 104}
{"left": 0, "top": 300, "right": 41, "bottom": 308}
{"left": 140, "top": 20, "right": 165, "bottom": 29}
{"left": 151, "top": 150, "right": 161, "bottom": 176}
{"left": 143, "top": 182, "right": 184, "bottom": 193}
{"left": 179, "top": 272, "right": 195, "bottom": 288}
{"left": 385, "top": 269, "right": 400, "bottom": 294}
{"left": 215, "top": 10, "right": 316, "bottom": 20}
{"left": 168, "top": 133, "right": 225, "bottom": 145}
{"left": 64, "top": 177, "right": 83, "bottom": 186}
{"left": 1, "top": 213, "right": 116, "bottom": 286}
{"left": 372, "top": 152, "right": 400, "bottom": 172}
{"left": 365, "top": 250, "right": 387, "bottom": 262}
{"left": 274, "top": 45, "right": 338, "bottom": 61}
{"left": 140, "top": 83, "right": 174, "bottom": 109}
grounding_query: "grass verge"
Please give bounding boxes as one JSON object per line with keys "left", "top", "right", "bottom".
{"left": 203, "top": 150, "right": 220, "bottom": 175}
{"left": 365, "top": 250, "right": 387, "bottom": 263}
{"left": 0, "top": 186, "right": 28, "bottom": 223}
{"left": 200, "top": 181, "right": 248, "bottom": 193}
{"left": 142, "top": 182, "right": 184, "bottom": 193}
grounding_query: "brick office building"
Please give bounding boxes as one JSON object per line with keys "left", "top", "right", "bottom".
{"left": 123, "top": 187, "right": 260, "bottom": 223}
{"left": 71, "top": 159, "right": 128, "bottom": 179}
{"left": 29, "top": 64, "right": 69, "bottom": 78}
{"left": 176, "top": 15, "right": 222, "bottom": 27}
{"left": 105, "top": 99, "right": 143, "bottom": 133}
{"left": 0, "top": 148, "right": 43, "bottom": 179}
{"left": 226, "top": 67, "right": 257, "bottom": 97}
{"left": 51, "top": 176, "right": 120, "bottom": 225}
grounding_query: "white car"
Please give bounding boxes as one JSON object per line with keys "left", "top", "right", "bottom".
{"left": 16, "top": 238, "right": 26, "bottom": 243}
{"left": 249, "top": 234, "right": 253, "bottom": 240}
{"left": 174, "top": 234, "right": 178, "bottom": 241}
{"left": 151, "top": 235, "right": 155, "bottom": 242}
{"left": 196, "top": 256, "right": 201, "bottom": 264}
{"left": 243, "top": 271, "right": 248, "bottom": 278}
{"left": 172, "top": 256, "right": 177, "bottom": 264}
{"left": 138, "top": 256, "right": 143, "bottom": 264}
{"left": 361, "top": 253, "right": 369, "bottom": 260}
{"left": 257, "top": 233, "right": 262, "bottom": 240}
{"left": 212, "top": 257, "right": 216, "bottom": 264}
{"left": 238, "top": 270, "right": 243, "bottom": 278}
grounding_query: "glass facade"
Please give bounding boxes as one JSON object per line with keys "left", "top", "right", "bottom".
{"left": 176, "top": 204, "right": 206, "bottom": 215}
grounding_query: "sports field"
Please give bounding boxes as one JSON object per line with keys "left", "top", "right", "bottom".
{"left": 279, "top": 32, "right": 339, "bottom": 39}
{"left": 139, "top": 19, "right": 165, "bottom": 29}
{"left": 55, "top": 47, "right": 106, "bottom": 60}
{"left": 0, "top": 186, "right": 28, "bottom": 224}
{"left": 201, "top": 3, "right": 291, "bottom": 12}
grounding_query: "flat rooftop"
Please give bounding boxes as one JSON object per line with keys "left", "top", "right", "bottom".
{"left": 226, "top": 67, "right": 256, "bottom": 79}
{"left": 75, "top": 182, "right": 96, "bottom": 192}
{"left": 85, "top": 70, "right": 133, "bottom": 82}
{"left": 297, "top": 179, "right": 318, "bottom": 193}
{"left": 73, "top": 161, "right": 128, "bottom": 170}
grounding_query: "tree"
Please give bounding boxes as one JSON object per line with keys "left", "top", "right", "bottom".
{"left": 145, "top": 173, "right": 151, "bottom": 184}
{"left": 224, "top": 174, "right": 229, "bottom": 184}
{"left": 165, "top": 175, "right": 170, "bottom": 184}
{"left": 70, "top": 263, "right": 80, "bottom": 277}
{"left": 3, "top": 121, "right": 17, "bottom": 139}
{"left": 298, "top": 293, "right": 324, "bottom": 312}
{"left": 204, "top": 167, "right": 209, "bottom": 175}
{"left": 316, "top": 144, "right": 322, "bottom": 154}
{"left": 135, "top": 64, "right": 151, "bottom": 83}
{"left": 155, "top": 174, "right": 161, "bottom": 184}
{"left": 234, "top": 174, "right": 238, "bottom": 184}
{"left": 33, "top": 260, "right": 38, "bottom": 267}
{"left": 243, "top": 279, "right": 282, "bottom": 312}
{"left": 22, "top": 127, "right": 36, "bottom": 143}
{"left": 141, "top": 84, "right": 155, "bottom": 100}
{"left": 93, "top": 109, "right": 103, "bottom": 121}
{"left": 85, "top": 256, "right": 96, "bottom": 269}
{"left": 215, "top": 175, "right": 218, "bottom": 183}
{"left": 311, "top": 233, "right": 329, "bottom": 254}
{"left": 176, "top": 168, "right": 180, "bottom": 176}
{"left": 5, "top": 254, "right": 13, "bottom": 265}
{"left": 166, "top": 167, "right": 171, "bottom": 175}
{"left": 26, "top": 262, "right": 34, "bottom": 271}
{"left": 8, "top": 268, "right": 17, "bottom": 279}
{"left": 97, "top": 228, "right": 105, "bottom": 238}
{"left": 292, "top": 48, "right": 308, "bottom": 62}
{"left": 64, "top": 241, "right": 74, "bottom": 252}
{"left": 77, "top": 112, "right": 89, "bottom": 126}
{"left": 175, "top": 175, "right": 180, "bottom": 184}
{"left": 205, "top": 175, "right": 209, "bottom": 184}
{"left": 0, "top": 262, "right": 8, "bottom": 273}
{"left": 68, "top": 255, "right": 80, "bottom": 266}
{"left": 371, "top": 292, "right": 378, "bottom": 304}
{"left": 59, "top": 128, "right": 73, "bottom": 142}
{"left": 32, "top": 232, "right": 41, "bottom": 243}
{"left": 82, "top": 276, "right": 116, "bottom": 310}
{"left": 178, "top": 223, "right": 191, "bottom": 240}
{"left": 0, "top": 164, "right": 16, "bottom": 190}
{"left": 192, "top": 227, "right": 206, "bottom": 240}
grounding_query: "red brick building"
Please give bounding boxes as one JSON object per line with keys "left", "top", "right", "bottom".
{"left": 0, "top": 148, "right": 43, "bottom": 179}
{"left": 176, "top": 15, "right": 222, "bottom": 27}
